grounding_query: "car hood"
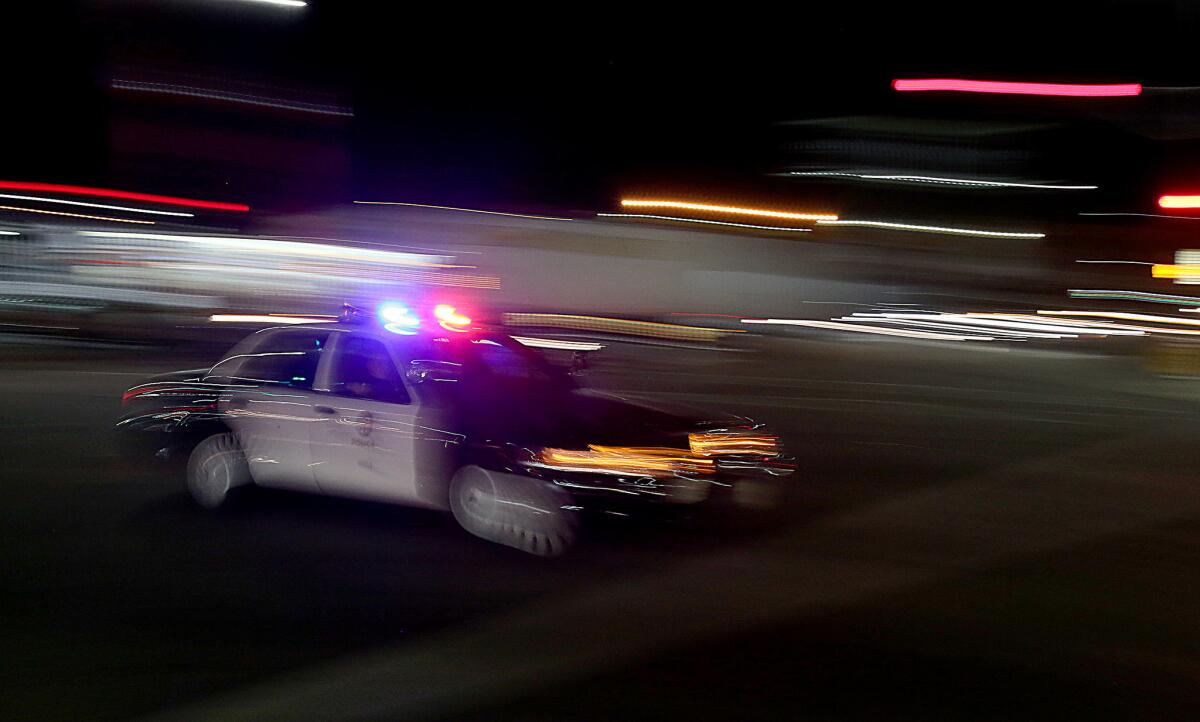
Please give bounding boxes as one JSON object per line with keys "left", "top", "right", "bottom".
{"left": 465, "top": 385, "right": 747, "bottom": 448}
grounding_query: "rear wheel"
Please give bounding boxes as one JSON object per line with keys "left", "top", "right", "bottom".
{"left": 186, "top": 433, "right": 251, "bottom": 509}
{"left": 449, "top": 466, "right": 579, "bottom": 556}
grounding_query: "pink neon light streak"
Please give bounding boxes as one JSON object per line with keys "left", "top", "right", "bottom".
{"left": 0, "top": 181, "right": 250, "bottom": 212}
{"left": 892, "top": 78, "right": 1142, "bottom": 97}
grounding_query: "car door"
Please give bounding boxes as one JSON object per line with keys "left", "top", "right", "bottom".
{"left": 308, "top": 332, "right": 448, "bottom": 508}
{"left": 211, "top": 327, "right": 331, "bottom": 493}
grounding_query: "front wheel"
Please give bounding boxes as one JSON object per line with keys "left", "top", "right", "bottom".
{"left": 186, "top": 433, "right": 251, "bottom": 509}
{"left": 449, "top": 466, "right": 579, "bottom": 556}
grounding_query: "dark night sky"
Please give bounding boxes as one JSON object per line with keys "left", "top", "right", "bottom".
{"left": 7, "top": 1, "right": 1200, "bottom": 211}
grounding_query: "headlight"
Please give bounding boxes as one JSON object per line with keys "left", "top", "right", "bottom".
{"left": 534, "top": 445, "right": 715, "bottom": 477}
{"left": 689, "top": 431, "right": 780, "bottom": 457}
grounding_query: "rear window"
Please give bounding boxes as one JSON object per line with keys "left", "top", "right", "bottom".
{"left": 205, "top": 328, "right": 330, "bottom": 388}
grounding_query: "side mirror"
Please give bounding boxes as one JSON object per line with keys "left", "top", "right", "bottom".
{"left": 406, "top": 360, "right": 461, "bottom": 385}
{"left": 569, "top": 350, "right": 590, "bottom": 375}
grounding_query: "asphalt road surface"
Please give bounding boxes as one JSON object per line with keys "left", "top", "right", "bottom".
{"left": 4, "top": 337, "right": 1200, "bottom": 721}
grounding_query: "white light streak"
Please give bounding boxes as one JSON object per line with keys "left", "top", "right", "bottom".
{"left": 512, "top": 336, "right": 605, "bottom": 351}
{"left": 227, "top": 0, "right": 307, "bottom": 7}
{"left": 596, "top": 213, "right": 812, "bottom": 232}
{"left": 77, "top": 231, "right": 447, "bottom": 266}
{"left": 0, "top": 230, "right": 18, "bottom": 236}
{"left": 0, "top": 205, "right": 154, "bottom": 225}
{"left": 353, "top": 201, "right": 571, "bottom": 221}
{"left": 1068, "top": 289, "right": 1200, "bottom": 305}
{"left": 817, "top": 219, "right": 1044, "bottom": 239}
{"left": 741, "top": 318, "right": 989, "bottom": 341}
{"left": 210, "top": 315, "right": 336, "bottom": 325}
{"left": 113, "top": 79, "right": 347, "bottom": 116}
{"left": 1037, "top": 310, "right": 1200, "bottom": 327}
{"left": 791, "top": 171, "right": 1095, "bottom": 190}
{"left": 0, "top": 193, "right": 193, "bottom": 217}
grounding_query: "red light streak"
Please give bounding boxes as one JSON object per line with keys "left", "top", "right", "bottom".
{"left": 0, "top": 181, "right": 249, "bottom": 212}
{"left": 892, "top": 78, "right": 1142, "bottom": 97}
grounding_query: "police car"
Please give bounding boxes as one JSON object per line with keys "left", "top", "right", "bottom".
{"left": 118, "top": 302, "right": 795, "bottom": 555}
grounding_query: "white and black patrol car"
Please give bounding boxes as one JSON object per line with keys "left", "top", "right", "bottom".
{"left": 117, "top": 303, "right": 795, "bottom": 555}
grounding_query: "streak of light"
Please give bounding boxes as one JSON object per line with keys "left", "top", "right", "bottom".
{"left": 0, "top": 230, "right": 18, "bottom": 235}
{"left": 210, "top": 315, "right": 335, "bottom": 324}
{"left": 537, "top": 445, "right": 715, "bottom": 477}
{"left": 511, "top": 336, "right": 605, "bottom": 352}
{"left": 505, "top": 313, "right": 743, "bottom": 342}
{"left": 596, "top": 213, "right": 812, "bottom": 232}
{"left": 816, "top": 219, "right": 1044, "bottom": 239}
{"left": 0, "top": 181, "right": 248, "bottom": 212}
{"left": 789, "top": 171, "right": 1095, "bottom": 190}
{"left": 1068, "top": 289, "right": 1200, "bottom": 306}
{"left": 842, "top": 314, "right": 1074, "bottom": 339}
{"left": 1075, "top": 259, "right": 1155, "bottom": 265}
{"left": 892, "top": 78, "right": 1142, "bottom": 97}
{"left": 76, "top": 231, "right": 448, "bottom": 266}
{"left": 1152, "top": 264, "right": 1200, "bottom": 281}
{"left": 230, "top": 0, "right": 307, "bottom": 6}
{"left": 0, "top": 205, "right": 155, "bottom": 224}
{"left": 1079, "top": 212, "right": 1200, "bottom": 220}
{"left": 113, "top": 80, "right": 350, "bottom": 117}
{"left": 0, "top": 193, "right": 193, "bottom": 217}
{"left": 353, "top": 201, "right": 571, "bottom": 221}
{"left": 741, "top": 318, "right": 989, "bottom": 341}
{"left": 1158, "top": 195, "right": 1200, "bottom": 209}
{"left": 619, "top": 199, "right": 837, "bottom": 222}
{"left": 847, "top": 312, "right": 1145, "bottom": 337}
{"left": 1037, "top": 310, "right": 1200, "bottom": 327}
{"left": 842, "top": 317, "right": 1064, "bottom": 339}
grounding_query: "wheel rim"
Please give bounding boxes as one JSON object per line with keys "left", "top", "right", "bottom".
{"left": 193, "top": 451, "right": 230, "bottom": 506}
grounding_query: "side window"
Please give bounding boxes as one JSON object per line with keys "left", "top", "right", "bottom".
{"left": 472, "top": 340, "right": 552, "bottom": 384}
{"left": 206, "top": 329, "right": 329, "bottom": 389}
{"left": 327, "top": 335, "right": 410, "bottom": 404}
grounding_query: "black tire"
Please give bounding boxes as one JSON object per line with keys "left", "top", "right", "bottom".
{"left": 449, "top": 465, "right": 579, "bottom": 556}
{"left": 186, "top": 433, "right": 251, "bottom": 509}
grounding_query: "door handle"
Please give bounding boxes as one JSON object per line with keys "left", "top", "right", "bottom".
{"left": 313, "top": 405, "right": 337, "bottom": 415}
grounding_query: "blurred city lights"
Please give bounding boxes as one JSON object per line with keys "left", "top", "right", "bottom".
{"left": 353, "top": 201, "right": 572, "bottom": 221}
{"left": 0, "top": 193, "right": 194, "bottom": 217}
{"left": 1037, "top": 310, "right": 1200, "bottom": 327}
{"left": 597, "top": 213, "right": 812, "bottom": 232}
{"left": 0, "top": 205, "right": 155, "bottom": 224}
{"left": 816, "top": 219, "right": 1045, "bottom": 239}
{"left": 231, "top": 0, "right": 307, "bottom": 6}
{"left": 209, "top": 315, "right": 335, "bottom": 324}
{"left": 742, "top": 317, "right": 989, "bottom": 341}
{"left": 1068, "top": 289, "right": 1200, "bottom": 305}
{"left": 511, "top": 337, "right": 605, "bottom": 352}
{"left": 505, "top": 313, "right": 742, "bottom": 342}
{"left": 619, "top": 199, "right": 837, "bottom": 222}
{"left": 113, "top": 79, "right": 351, "bottom": 117}
{"left": 0, "top": 181, "right": 249, "bottom": 212}
{"left": 76, "top": 231, "right": 449, "bottom": 266}
{"left": 892, "top": 78, "right": 1142, "bottom": 96}
{"left": 789, "top": 172, "right": 1097, "bottom": 190}
{"left": 1158, "top": 195, "right": 1200, "bottom": 209}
